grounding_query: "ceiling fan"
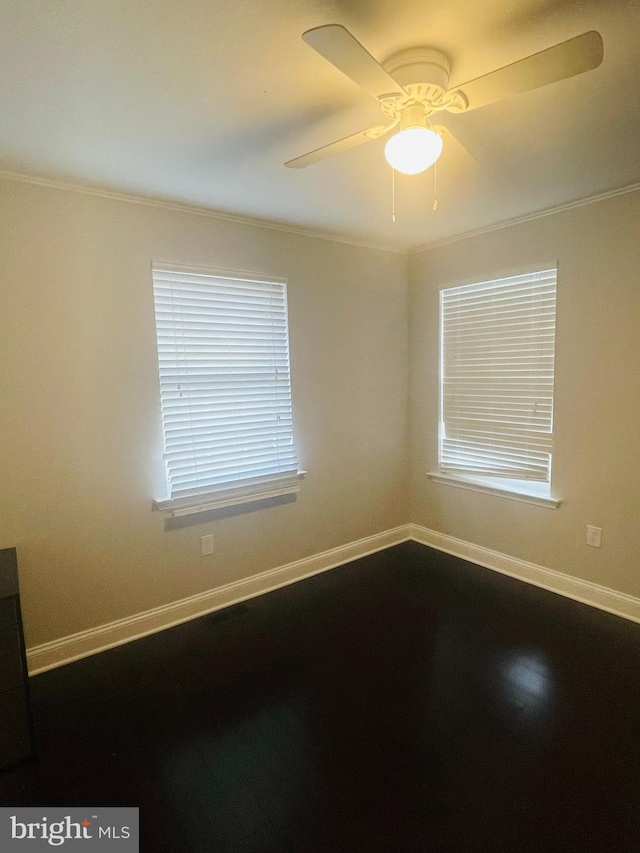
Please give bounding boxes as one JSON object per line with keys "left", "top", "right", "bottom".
{"left": 285, "top": 24, "right": 604, "bottom": 175}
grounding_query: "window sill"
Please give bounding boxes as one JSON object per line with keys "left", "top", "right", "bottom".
{"left": 154, "top": 472, "right": 305, "bottom": 518}
{"left": 427, "top": 472, "right": 561, "bottom": 509}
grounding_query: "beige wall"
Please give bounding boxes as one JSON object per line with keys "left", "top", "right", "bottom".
{"left": 409, "top": 190, "right": 640, "bottom": 598}
{"left": 0, "top": 179, "right": 409, "bottom": 647}
{"left": 4, "top": 175, "right": 639, "bottom": 651}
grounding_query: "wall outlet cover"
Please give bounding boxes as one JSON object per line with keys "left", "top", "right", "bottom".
{"left": 201, "top": 534, "right": 214, "bottom": 556}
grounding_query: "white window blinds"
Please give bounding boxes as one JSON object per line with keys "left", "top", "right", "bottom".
{"left": 439, "top": 268, "right": 557, "bottom": 482}
{"left": 152, "top": 266, "right": 299, "bottom": 510}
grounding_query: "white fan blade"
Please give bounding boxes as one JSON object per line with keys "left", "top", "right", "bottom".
{"left": 302, "top": 24, "right": 404, "bottom": 101}
{"left": 451, "top": 30, "right": 603, "bottom": 112}
{"left": 432, "top": 125, "right": 479, "bottom": 175}
{"left": 285, "top": 124, "right": 392, "bottom": 169}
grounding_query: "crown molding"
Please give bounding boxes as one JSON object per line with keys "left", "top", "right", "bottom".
{"left": 3, "top": 168, "right": 640, "bottom": 258}
{"left": 0, "top": 169, "right": 406, "bottom": 256}
{"left": 408, "top": 181, "right": 640, "bottom": 255}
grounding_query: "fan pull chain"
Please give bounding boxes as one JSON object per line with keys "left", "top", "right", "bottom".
{"left": 433, "top": 159, "right": 439, "bottom": 211}
{"left": 392, "top": 167, "right": 396, "bottom": 223}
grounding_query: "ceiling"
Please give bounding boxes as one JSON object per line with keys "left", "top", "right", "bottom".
{"left": 1, "top": 0, "right": 639, "bottom": 251}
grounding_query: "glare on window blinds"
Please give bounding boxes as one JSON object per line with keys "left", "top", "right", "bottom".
{"left": 440, "top": 268, "right": 557, "bottom": 481}
{"left": 153, "top": 267, "right": 298, "bottom": 502}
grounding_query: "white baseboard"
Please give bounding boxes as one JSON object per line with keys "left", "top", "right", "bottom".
{"left": 410, "top": 523, "right": 640, "bottom": 625}
{"left": 27, "top": 523, "right": 640, "bottom": 675}
{"left": 26, "top": 525, "right": 411, "bottom": 675}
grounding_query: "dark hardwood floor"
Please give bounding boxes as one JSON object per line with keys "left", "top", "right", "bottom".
{"left": 1, "top": 541, "right": 639, "bottom": 851}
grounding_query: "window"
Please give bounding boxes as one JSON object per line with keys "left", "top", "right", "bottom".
{"left": 152, "top": 264, "right": 301, "bottom": 516}
{"left": 434, "top": 267, "right": 558, "bottom": 505}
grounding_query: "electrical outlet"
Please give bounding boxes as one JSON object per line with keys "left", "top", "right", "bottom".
{"left": 586, "top": 525, "right": 602, "bottom": 548}
{"left": 200, "top": 534, "right": 214, "bottom": 556}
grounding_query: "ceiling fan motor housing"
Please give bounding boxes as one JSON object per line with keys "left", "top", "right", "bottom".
{"left": 384, "top": 48, "right": 450, "bottom": 89}
{"left": 380, "top": 47, "right": 467, "bottom": 118}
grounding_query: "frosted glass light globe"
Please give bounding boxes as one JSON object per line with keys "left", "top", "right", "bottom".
{"left": 384, "top": 126, "right": 443, "bottom": 175}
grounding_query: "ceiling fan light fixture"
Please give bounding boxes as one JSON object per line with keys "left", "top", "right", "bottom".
{"left": 384, "top": 125, "right": 443, "bottom": 175}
